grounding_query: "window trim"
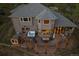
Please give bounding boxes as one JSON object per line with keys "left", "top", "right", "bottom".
{"left": 29, "top": 18, "right": 30, "bottom": 21}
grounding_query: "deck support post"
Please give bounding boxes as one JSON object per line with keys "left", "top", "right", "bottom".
{"left": 55, "top": 34, "right": 61, "bottom": 49}
{"left": 44, "top": 41, "right": 49, "bottom": 54}
{"left": 34, "top": 43, "right": 38, "bottom": 54}
{"left": 28, "top": 39, "right": 33, "bottom": 50}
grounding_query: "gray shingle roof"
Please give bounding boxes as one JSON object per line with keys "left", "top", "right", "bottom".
{"left": 52, "top": 11, "right": 77, "bottom": 27}
{"left": 10, "top": 4, "right": 26, "bottom": 13}
{"left": 9, "top": 3, "right": 77, "bottom": 27}
{"left": 36, "top": 9, "right": 57, "bottom": 20}
{"left": 9, "top": 3, "right": 49, "bottom": 17}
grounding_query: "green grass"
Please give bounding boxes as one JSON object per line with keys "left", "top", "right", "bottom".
{"left": 0, "top": 45, "right": 25, "bottom": 56}
{"left": 0, "top": 15, "right": 15, "bottom": 44}
{"left": 0, "top": 45, "right": 37, "bottom": 56}
{"left": 0, "top": 4, "right": 16, "bottom": 44}
{"left": 54, "top": 48, "right": 79, "bottom": 56}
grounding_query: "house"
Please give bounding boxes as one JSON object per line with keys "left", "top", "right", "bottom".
{"left": 9, "top": 3, "right": 77, "bottom": 49}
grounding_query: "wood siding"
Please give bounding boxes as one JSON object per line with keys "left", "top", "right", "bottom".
{"left": 11, "top": 17, "right": 21, "bottom": 32}
{"left": 11, "top": 17, "right": 38, "bottom": 33}
{"left": 38, "top": 19, "right": 55, "bottom": 33}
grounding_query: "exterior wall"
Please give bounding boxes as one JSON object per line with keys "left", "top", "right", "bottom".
{"left": 11, "top": 17, "right": 21, "bottom": 33}
{"left": 30, "top": 17, "right": 38, "bottom": 31}
{"left": 20, "top": 17, "right": 38, "bottom": 31}
{"left": 38, "top": 19, "right": 55, "bottom": 38}
{"left": 51, "top": 20, "right": 55, "bottom": 29}
{"left": 11, "top": 17, "right": 38, "bottom": 33}
{"left": 38, "top": 19, "right": 55, "bottom": 32}
{"left": 11, "top": 17, "right": 55, "bottom": 35}
{"left": 20, "top": 17, "right": 32, "bottom": 29}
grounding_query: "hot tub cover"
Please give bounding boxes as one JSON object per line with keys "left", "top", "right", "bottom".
{"left": 27, "top": 31, "right": 35, "bottom": 37}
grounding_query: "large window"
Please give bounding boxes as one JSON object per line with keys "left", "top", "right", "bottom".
{"left": 21, "top": 17, "right": 31, "bottom": 22}
{"left": 44, "top": 20, "right": 49, "bottom": 24}
{"left": 42, "top": 30, "right": 47, "bottom": 32}
{"left": 24, "top": 18, "right": 28, "bottom": 21}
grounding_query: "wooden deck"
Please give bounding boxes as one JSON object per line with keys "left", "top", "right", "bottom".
{"left": 10, "top": 32, "right": 70, "bottom": 55}
{"left": 33, "top": 47, "right": 56, "bottom": 55}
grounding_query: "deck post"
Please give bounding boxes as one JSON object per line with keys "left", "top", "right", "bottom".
{"left": 63, "top": 37, "right": 69, "bottom": 49}
{"left": 34, "top": 42, "right": 38, "bottom": 54}
{"left": 28, "top": 39, "right": 33, "bottom": 50}
{"left": 55, "top": 33, "right": 61, "bottom": 49}
{"left": 44, "top": 41, "right": 49, "bottom": 54}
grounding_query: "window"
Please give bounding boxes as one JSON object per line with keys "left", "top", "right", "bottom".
{"left": 42, "top": 30, "right": 46, "bottom": 32}
{"left": 24, "top": 18, "right": 28, "bottom": 21}
{"left": 22, "top": 27, "right": 24, "bottom": 30}
{"left": 44, "top": 20, "right": 49, "bottom": 24}
{"left": 21, "top": 18, "right": 22, "bottom": 21}
{"left": 21, "top": 18, "right": 28, "bottom": 22}
{"left": 26, "top": 28, "right": 30, "bottom": 30}
{"left": 39, "top": 20, "right": 40, "bottom": 23}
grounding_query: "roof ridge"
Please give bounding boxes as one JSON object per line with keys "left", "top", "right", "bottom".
{"left": 37, "top": 9, "right": 47, "bottom": 16}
